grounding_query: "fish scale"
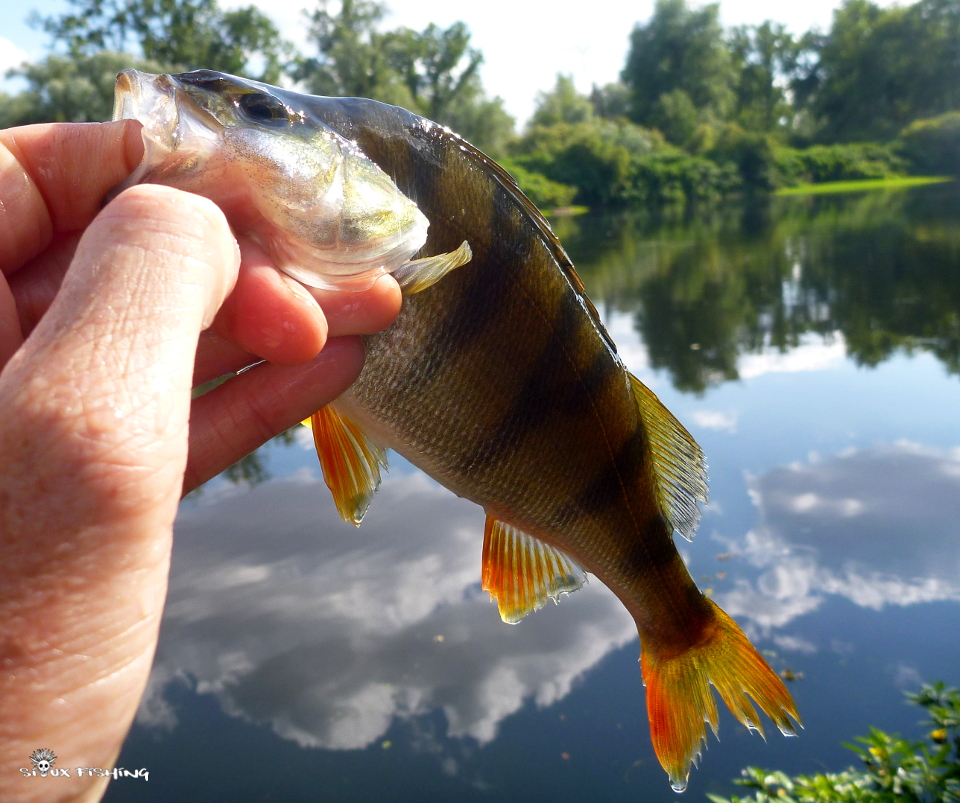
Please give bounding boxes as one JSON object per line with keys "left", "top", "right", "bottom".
{"left": 113, "top": 68, "right": 800, "bottom": 791}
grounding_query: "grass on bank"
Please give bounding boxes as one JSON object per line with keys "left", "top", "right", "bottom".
{"left": 776, "top": 176, "right": 952, "bottom": 196}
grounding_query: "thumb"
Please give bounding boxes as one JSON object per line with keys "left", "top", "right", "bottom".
{"left": 1, "top": 183, "right": 240, "bottom": 531}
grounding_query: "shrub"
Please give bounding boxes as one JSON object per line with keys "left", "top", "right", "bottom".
{"left": 774, "top": 143, "right": 907, "bottom": 186}
{"left": 498, "top": 160, "right": 578, "bottom": 210}
{"left": 626, "top": 151, "right": 739, "bottom": 205}
{"left": 899, "top": 112, "right": 960, "bottom": 176}
{"left": 709, "top": 124, "right": 779, "bottom": 192}
{"left": 708, "top": 683, "right": 960, "bottom": 803}
{"left": 512, "top": 119, "right": 664, "bottom": 208}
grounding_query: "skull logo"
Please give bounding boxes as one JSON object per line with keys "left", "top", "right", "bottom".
{"left": 29, "top": 748, "right": 56, "bottom": 776}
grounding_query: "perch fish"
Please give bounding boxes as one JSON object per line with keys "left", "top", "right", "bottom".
{"left": 113, "top": 69, "right": 800, "bottom": 791}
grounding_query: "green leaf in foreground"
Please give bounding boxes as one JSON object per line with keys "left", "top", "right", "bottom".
{"left": 708, "top": 683, "right": 960, "bottom": 803}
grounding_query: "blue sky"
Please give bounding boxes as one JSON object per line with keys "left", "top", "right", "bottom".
{"left": 0, "top": 0, "right": 893, "bottom": 124}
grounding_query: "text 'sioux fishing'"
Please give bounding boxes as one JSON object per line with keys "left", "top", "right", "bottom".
{"left": 112, "top": 68, "right": 800, "bottom": 791}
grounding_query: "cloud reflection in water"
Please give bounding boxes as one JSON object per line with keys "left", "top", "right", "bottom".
{"left": 140, "top": 469, "right": 636, "bottom": 751}
{"left": 717, "top": 443, "right": 960, "bottom": 632}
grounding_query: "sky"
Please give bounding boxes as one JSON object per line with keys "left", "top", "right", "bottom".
{"left": 0, "top": 0, "right": 893, "bottom": 124}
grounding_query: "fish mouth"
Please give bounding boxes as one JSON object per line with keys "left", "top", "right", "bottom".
{"left": 112, "top": 69, "right": 223, "bottom": 195}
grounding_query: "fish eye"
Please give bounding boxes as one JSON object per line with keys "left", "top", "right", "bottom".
{"left": 238, "top": 93, "right": 291, "bottom": 127}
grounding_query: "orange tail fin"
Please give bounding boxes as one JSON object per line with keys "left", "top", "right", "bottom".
{"left": 640, "top": 597, "right": 800, "bottom": 792}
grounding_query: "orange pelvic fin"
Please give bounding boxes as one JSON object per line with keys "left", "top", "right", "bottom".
{"left": 641, "top": 597, "right": 800, "bottom": 792}
{"left": 394, "top": 240, "right": 472, "bottom": 296}
{"left": 481, "top": 515, "right": 586, "bottom": 624}
{"left": 309, "top": 405, "right": 388, "bottom": 525}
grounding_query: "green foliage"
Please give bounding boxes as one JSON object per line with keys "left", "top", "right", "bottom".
{"left": 899, "top": 112, "right": 960, "bottom": 176}
{"left": 386, "top": 22, "right": 482, "bottom": 122}
{"left": 294, "top": 0, "right": 414, "bottom": 104}
{"left": 729, "top": 21, "right": 801, "bottom": 134}
{"left": 710, "top": 124, "right": 779, "bottom": 191}
{"left": 498, "top": 160, "right": 578, "bottom": 209}
{"left": 811, "top": 0, "right": 960, "bottom": 142}
{"left": 34, "top": 0, "right": 289, "bottom": 81}
{"left": 590, "top": 82, "right": 631, "bottom": 120}
{"left": 530, "top": 75, "right": 594, "bottom": 127}
{"left": 653, "top": 88, "right": 702, "bottom": 147}
{"left": 775, "top": 143, "right": 906, "bottom": 185}
{"left": 622, "top": 0, "right": 735, "bottom": 138}
{"left": 513, "top": 118, "right": 665, "bottom": 207}
{"left": 294, "top": 0, "right": 513, "bottom": 156}
{"left": 627, "top": 152, "right": 739, "bottom": 205}
{"left": 708, "top": 683, "right": 960, "bottom": 803}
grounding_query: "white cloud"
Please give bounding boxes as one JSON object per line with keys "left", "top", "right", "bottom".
{"left": 716, "top": 444, "right": 960, "bottom": 633}
{"left": 0, "top": 36, "right": 29, "bottom": 77}
{"left": 140, "top": 470, "right": 637, "bottom": 750}
{"left": 737, "top": 333, "right": 847, "bottom": 379}
{"left": 691, "top": 409, "right": 738, "bottom": 432}
{"left": 772, "top": 635, "right": 817, "bottom": 655}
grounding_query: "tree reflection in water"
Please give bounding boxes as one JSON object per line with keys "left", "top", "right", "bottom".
{"left": 559, "top": 182, "right": 960, "bottom": 393}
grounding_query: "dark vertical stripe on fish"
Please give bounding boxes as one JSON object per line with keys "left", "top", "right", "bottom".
{"left": 569, "top": 425, "right": 648, "bottom": 517}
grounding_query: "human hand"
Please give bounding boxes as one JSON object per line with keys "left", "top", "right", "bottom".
{"left": 0, "top": 120, "right": 401, "bottom": 802}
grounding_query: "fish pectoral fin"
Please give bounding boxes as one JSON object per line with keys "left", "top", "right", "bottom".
{"left": 481, "top": 515, "right": 586, "bottom": 624}
{"left": 307, "top": 405, "right": 388, "bottom": 526}
{"left": 394, "top": 240, "right": 472, "bottom": 296}
{"left": 630, "top": 373, "right": 708, "bottom": 541}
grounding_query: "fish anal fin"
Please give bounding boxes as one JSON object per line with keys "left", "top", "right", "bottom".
{"left": 309, "top": 405, "right": 388, "bottom": 525}
{"left": 394, "top": 240, "right": 472, "bottom": 296}
{"left": 481, "top": 515, "right": 586, "bottom": 624}
{"left": 641, "top": 597, "right": 801, "bottom": 792}
{"left": 630, "top": 373, "right": 707, "bottom": 541}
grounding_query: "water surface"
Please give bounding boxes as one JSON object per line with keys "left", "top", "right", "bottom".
{"left": 106, "top": 182, "right": 960, "bottom": 802}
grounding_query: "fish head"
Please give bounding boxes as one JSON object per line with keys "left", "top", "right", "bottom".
{"left": 113, "top": 69, "right": 429, "bottom": 289}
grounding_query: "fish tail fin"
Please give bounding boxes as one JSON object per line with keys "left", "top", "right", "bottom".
{"left": 640, "top": 597, "right": 800, "bottom": 792}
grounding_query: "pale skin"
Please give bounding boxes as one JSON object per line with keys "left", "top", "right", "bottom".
{"left": 0, "top": 120, "right": 402, "bottom": 802}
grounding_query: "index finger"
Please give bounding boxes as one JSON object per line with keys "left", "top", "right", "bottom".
{"left": 0, "top": 120, "right": 144, "bottom": 275}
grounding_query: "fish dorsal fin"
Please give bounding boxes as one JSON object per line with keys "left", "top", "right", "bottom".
{"left": 394, "top": 240, "right": 472, "bottom": 296}
{"left": 307, "top": 405, "right": 388, "bottom": 525}
{"left": 629, "top": 374, "right": 707, "bottom": 541}
{"left": 481, "top": 515, "right": 586, "bottom": 624}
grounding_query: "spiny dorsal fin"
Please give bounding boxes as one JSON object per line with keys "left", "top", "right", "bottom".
{"left": 394, "top": 240, "right": 472, "bottom": 296}
{"left": 481, "top": 515, "right": 586, "bottom": 624}
{"left": 307, "top": 405, "right": 388, "bottom": 525}
{"left": 629, "top": 374, "right": 707, "bottom": 541}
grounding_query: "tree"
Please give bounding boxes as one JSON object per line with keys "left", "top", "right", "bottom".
{"left": 590, "top": 82, "right": 632, "bottom": 120}
{"left": 729, "top": 21, "right": 801, "bottom": 134}
{"left": 810, "top": 0, "right": 960, "bottom": 142}
{"left": 34, "top": 0, "right": 289, "bottom": 81}
{"left": 386, "top": 22, "right": 482, "bottom": 122}
{"left": 386, "top": 21, "right": 514, "bottom": 155}
{"left": 295, "top": 0, "right": 412, "bottom": 104}
{"left": 621, "top": 0, "right": 736, "bottom": 141}
{"left": 530, "top": 74, "right": 594, "bottom": 127}
{"left": 296, "top": 0, "right": 514, "bottom": 155}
